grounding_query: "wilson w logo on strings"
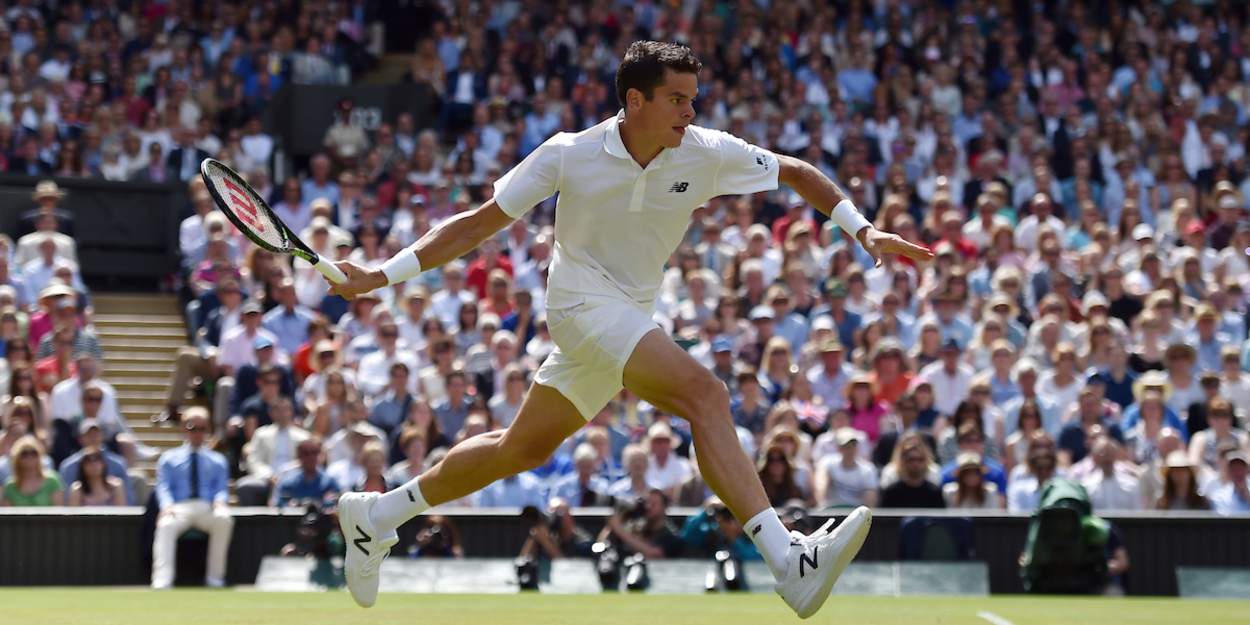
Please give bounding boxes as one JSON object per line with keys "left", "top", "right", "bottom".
{"left": 221, "top": 178, "right": 265, "bottom": 233}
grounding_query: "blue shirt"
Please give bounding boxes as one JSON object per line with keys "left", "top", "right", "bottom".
{"left": 546, "top": 472, "right": 609, "bottom": 505}
{"left": 1057, "top": 420, "right": 1125, "bottom": 464}
{"left": 301, "top": 180, "right": 339, "bottom": 205}
{"left": 59, "top": 448, "right": 135, "bottom": 505}
{"left": 1188, "top": 332, "right": 1232, "bottom": 374}
{"left": 262, "top": 305, "right": 317, "bottom": 354}
{"left": 1118, "top": 403, "right": 1187, "bottom": 442}
{"left": 275, "top": 469, "right": 340, "bottom": 506}
{"left": 1002, "top": 393, "right": 1065, "bottom": 439}
{"left": 478, "top": 472, "right": 546, "bottom": 508}
{"left": 155, "top": 444, "right": 230, "bottom": 508}
{"left": 940, "top": 457, "right": 1008, "bottom": 495}
{"left": 837, "top": 68, "right": 877, "bottom": 103}
{"left": 1210, "top": 480, "right": 1250, "bottom": 515}
{"left": 1091, "top": 369, "right": 1137, "bottom": 410}
{"left": 432, "top": 395, "right": 473, "bottom": 437}
{"left": 773, "top": 312, "right": 810, "bottom": 355}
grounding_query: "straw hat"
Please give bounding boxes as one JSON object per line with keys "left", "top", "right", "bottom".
{"left": 1160, "top": 450, "right": 1197, "bottom": 483}
{"left": 1132, "top": 370, "right": 1172, "bottom": 402}
{"left": 645, "top": 421, "right": 681, "bottom": 447}
{"left": 755, "top": 441, "right": 795, "bottom": 472}
{"left": 955, "top": 451, "right": 987, "bottom": 474}
{"left": 308, "top": 339, "right": 343, "bottom": 373}
{"left": 843, "top": 372, "right": 878, "bottom": 397}
{"left": 32, "top": 180, "right": 65, "bottom": 201}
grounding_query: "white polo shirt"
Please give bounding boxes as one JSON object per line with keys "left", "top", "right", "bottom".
{"left": 494, "top": 111, "right": 779, "bottom": 310}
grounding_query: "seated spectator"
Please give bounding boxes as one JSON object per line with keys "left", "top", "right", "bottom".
{"left": 34, "top": 325, "right": 77, "bottom": 393}
{"left": 236, "top": 397, "right": 309, "bottom": 505}
{"left": 326, "top": 401, "right": 387, "bottom": 467}
{"left": 643, "top": 422, "right": 691, "bottom": 496}
{"left": 1123, "top": 389, "right": 1170, "bottom": 466}
{"left": 843, "top": 373, "right": 889, "bottom": 447}
{"left": 478, "top": 469, "right": 545, "bottom": 508}
{"left": 3, "top": 396, "right": 50, "bottom": 459}
{"left": 273, "top": 438, "right": 340, "bottom": 508}
{"left": 305, "top": 366, "right": 358, "bottom": 438}
{"left": 546, "top": 443, "right": 609, "bottom": 507}
{"left": 357, "top": 319, "right": 418, "bottom": 400}
{"left": 608, "top": 444, "right": 654, "bottom": 499}
{"left": 431, "top": 369, "right": 474, "bottom": 436}
{"left": 937, "top": 401, "right": 1000, "bottom": 466}
{"left": 369, "top": 362, "right": 415, "bottom": 438}
{"left": 942, "top": 452, "right": 1003, "bottom": 509}
{"left": 354, "top": 442, "right": 393, "bottom": 494}
{"left": 1156, "top": 450, "right": 1210, "bottom": 511}
{"left": 1209, "top": 451, "right": 1250, "bottom": 515}
{"left": 1003, "top": 399, "right": 1045, "bottom": 476}
{"left": 1188, "top": 397, "right": 1250, "bottom": 475}
{"left": 489, "top": 363, "right": 527, "bottom": 428}
{"left": 151, "top": 409, "right": 233, "bottom": 589}
{"left": 940, "top": 422, "right": 1008, "bottom": 495}
{"left": 759, "top": 441, "right": 811, "bottom": 507}
{"left": 57, "top": 418, "right": 135, "bottom": 505}
{"left": 596, "top": 488, "right": 684, "bottom": 560}
{"left": 385, "top": 426, "right": 428, "bottom": 486}
{"left": 67, "top": 445, "right": 125, "bottom": 506}
{"left": 1058, "top": 388, "right": 1126, "bottom": 466}
{"left": 1, "top": 435, "right": 63, "bottom": 506}
{"left": 812, "top": 428, "right": 877, "bottom": 508}
{"left": 261, "top": 279, "right": 316, "bottom": 356}
{"left": 918, "top": 339, "right": 976, "bottom": 416}
{"left": 1001, "top": 359, "right": 1064, "bottom": 439}
{"left": 579, "top": 424, "right": 626, "bottom": 484}
{"left": 229, "top": 339, "right": 295, "bottom": 420}
{"left": 1080, "top": 437, "right": 1142, "bottom": 512}
{"left": 730, "top": 368, "right": 771, "bottom": 439}
{"left": 1006, "top": 432, "right": 1062, "bottom": 513}
{"left": 870, "top": 392, "right": 938, "bottom": 469}
{"left": 879, "top": 434, "right": 945, "bottom": 508}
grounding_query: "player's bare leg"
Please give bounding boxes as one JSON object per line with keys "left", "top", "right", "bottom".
{"left": 338, "top": 382, "right": 585, "bottom": 607}
{"left": 622, "top": 329, "right": 870, "bottom": 619}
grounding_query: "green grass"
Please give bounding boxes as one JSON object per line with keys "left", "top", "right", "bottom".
{"left": 0, "top": 590, "right": 1247, "bottom": 625}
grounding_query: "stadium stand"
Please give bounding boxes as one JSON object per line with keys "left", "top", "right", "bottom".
{"left": 0, "top": 0, "right": 1248, "bottom": 596}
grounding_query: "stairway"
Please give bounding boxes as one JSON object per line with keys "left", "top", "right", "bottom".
{"left": 93, "top": 294, "right": 189, "bottom": 477}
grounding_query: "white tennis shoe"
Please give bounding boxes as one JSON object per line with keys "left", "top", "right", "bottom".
{"left": 775, "top": 506, "right": 872, "bottom": 619}
{"left": 339, "top": 492, "right": 398, "bottom": 608}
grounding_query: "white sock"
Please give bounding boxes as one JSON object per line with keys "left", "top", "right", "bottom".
{"left": 368, "top": 476, "right": 429, "bottom": 535}
{"left": 745, "top": 508, "right": 792, "bottom": 583}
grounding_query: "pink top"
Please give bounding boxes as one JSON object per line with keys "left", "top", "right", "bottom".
{"left": 845, "top": 401, "right": 890, "bottom": 444}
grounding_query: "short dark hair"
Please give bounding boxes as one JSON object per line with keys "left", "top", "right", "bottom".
{"left": 615, "top": 41, "right": 702, "bottom": 108}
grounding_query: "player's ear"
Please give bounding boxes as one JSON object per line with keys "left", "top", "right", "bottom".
{"left": 626, "top": 87, "right": 643, "bottom": 110}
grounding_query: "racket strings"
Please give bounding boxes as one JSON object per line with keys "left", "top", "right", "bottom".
{"left": 204, "top": 167, "right": 287, "bottom": 250}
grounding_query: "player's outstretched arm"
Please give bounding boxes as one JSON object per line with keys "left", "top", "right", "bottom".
{"left": 327, "top": 199, "right": 515, "bottom": 299}
{"left": 775, "top": 154, "right": 933, "bottom": 267}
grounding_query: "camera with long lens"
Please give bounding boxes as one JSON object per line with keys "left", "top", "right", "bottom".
{"left": 607, "top": 495, "right": 648, "bottom": 520}
{"left": 520, "top": 504, "right": 563, "bottom": 529}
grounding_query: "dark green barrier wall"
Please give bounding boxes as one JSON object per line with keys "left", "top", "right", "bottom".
{"left": 0, "top": 175, "right": 185, "bottom": 290}
{"left": 0, "top": 508, "right": 1245, "bottom": 595}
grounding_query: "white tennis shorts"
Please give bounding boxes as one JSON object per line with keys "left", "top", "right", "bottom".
{"left": 535, "top": 294, "right": 660, "bottom": 420}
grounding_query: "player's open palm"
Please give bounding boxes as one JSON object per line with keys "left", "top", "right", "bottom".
{"left": 860, "top": 228, "right": 934, "bottom": 268}
{"left": 327, "top": 261, "right": 387, "bottom": 300}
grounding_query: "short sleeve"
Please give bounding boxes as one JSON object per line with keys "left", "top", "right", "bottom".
{"left": 493, "top": 138, "right": 562, "bottom": 219}
{"left": 712, "top": 132, "right": 780, "bottom": 197}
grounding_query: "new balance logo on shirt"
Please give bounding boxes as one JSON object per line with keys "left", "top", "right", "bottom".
{"left": 752, "top": 524, "right": 762, "bottom": 537}
{"left": 669, "top": 182, "right": 689, "bottom": 193}
{"left": 756, "top": 156, "right": 771, "bottom": 170}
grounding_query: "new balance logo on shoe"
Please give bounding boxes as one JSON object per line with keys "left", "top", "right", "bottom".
{"left": 799, "top": 548, "right": 819, "bottom": 577}
{"left": 669, "top": 182, "right": 689, "bottom": 193}
{"left": 752, "top": 524, "right": 762, "bottom": 537}
{"left": 354, "top": 525, "right": 371, "bottom": 555}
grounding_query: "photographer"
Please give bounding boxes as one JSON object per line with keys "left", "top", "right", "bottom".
{"left": 547, "top": 444, "right": 609, "bottom": 506}
{"left": 411, "top": 514, "right": 464, "bottom": 558}
{"left": 680, "top": 496, "right": 762, "bottom": 562}
{"left": 596, "top": 488, "right": 685, "bottom": 560}
{"left": 519, "top": 497, "right": 594, "bottom": 560}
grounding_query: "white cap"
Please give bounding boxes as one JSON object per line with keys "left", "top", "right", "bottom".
{"left": 1131, "top": 224, "right": 1154, "bottom": 241}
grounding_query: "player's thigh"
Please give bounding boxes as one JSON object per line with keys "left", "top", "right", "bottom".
{"left": 622, "top": 329, "right": 728, "bottom": 420}
{"left": 497, "top": 382, "right": 587, "bottom": 462}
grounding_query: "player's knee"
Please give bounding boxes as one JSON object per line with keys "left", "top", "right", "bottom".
{"left": 680, "top": 374, "right": 731, "bottom": 425}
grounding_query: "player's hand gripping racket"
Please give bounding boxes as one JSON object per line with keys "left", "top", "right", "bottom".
{"left": 200, "top": 158, "right": 347, "bottom": 284}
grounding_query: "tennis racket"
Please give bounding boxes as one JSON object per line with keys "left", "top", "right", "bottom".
{"left": 200, "top": 158, "right": 347, "bottom": 284}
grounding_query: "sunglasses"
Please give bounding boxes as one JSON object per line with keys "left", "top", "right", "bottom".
{"left": 298, "top": 448, "right": 320, "bottom": 456}
{"left": 903, "top": 455, "right": 926, "bottom": 463}
{"left": 19, "top": 449, "right": 38, "bottom": 457}
{"left": 84, "top": 396, "right": 103, "bottom": 402}
{"left": 84, "top": 455, "right": 104, "bottom": 463}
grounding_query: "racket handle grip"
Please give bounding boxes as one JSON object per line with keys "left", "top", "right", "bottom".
{"left": 313, "top": 256, "right": 348, "bottom": 284}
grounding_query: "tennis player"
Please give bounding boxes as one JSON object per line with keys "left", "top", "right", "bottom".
{"left": 330, "top": 41, "right": 932, "bottom": 617}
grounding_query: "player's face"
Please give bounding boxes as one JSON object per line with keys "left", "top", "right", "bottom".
{"left": 634, "top": 69, "right": 697, "bottom": 149}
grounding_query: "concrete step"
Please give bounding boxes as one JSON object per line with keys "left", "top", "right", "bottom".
{"left": 103, "top": 362, "right": 176, "bottom": 376}
{"left": 109, "top": 378, "right": 171, "bottom": 394}
{"left": 99, "top": 337, "right": 185, "bottom": 352}
{"left": 92, "top": 295, "right": 182, "bottom": 316}
{"left": 98, "top": 326, "right": 188, "bottom": 340}
{"left": 93, "top": 314, "right": 187, "bottom": 329}
{"left": 107, "top": 350, "right": 186, "bottom": 364}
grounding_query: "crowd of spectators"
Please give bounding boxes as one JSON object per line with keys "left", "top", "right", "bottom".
{"left": 7, "top": 0, "right": 1250, "bottom": 546}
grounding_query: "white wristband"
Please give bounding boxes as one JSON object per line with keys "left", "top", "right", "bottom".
{"left": 830, "top": 199, "right": 873, "bottom": 240}
{"left": 378, "top": 250, "right": 423, "bottom": 286}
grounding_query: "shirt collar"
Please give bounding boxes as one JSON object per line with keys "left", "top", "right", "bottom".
{"left": 603, "top": 110, "right": 631, "bottom": 160}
